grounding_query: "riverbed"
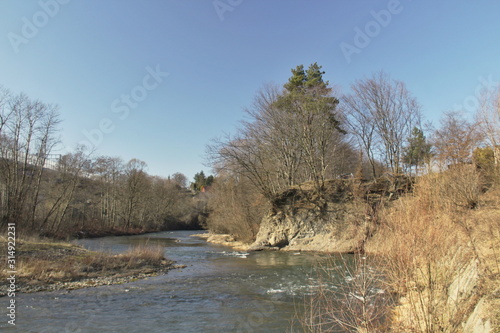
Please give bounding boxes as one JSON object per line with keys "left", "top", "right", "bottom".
{"left": 2, "top": 230, "right": 351, "bottom": 332}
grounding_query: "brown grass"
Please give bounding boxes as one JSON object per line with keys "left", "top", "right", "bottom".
{"left": 120, "top": 244, "right": 166, "bottom": 267}
{"left": 298, "top": 166, "right": 499, "bottom": 332}
{"left": 368, "top": 166, "right": 500, "bottom": 332}
{"left": 0, "top": 238, "right": 170, "bottom": 290}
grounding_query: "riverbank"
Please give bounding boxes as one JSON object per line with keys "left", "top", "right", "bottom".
{"left": 0, "top": 237, "right": 183, "bottom": 295}
{"left": 191, "top": 233, "right": 250, "bottom": 251}
{"left": 72, "top": 227, "right": 163, "bottom": 239}
{"left": 6, "top": 230, "right": 342, "bottom": 332}
{"left": 204, "top": 172, "right": 500, "bottom": 331}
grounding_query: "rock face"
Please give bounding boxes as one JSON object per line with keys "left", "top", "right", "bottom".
{"left": 250, "top": 177, "right": 412, "bottom": 252}
{"left": 454, "top": 260, "right": 496, "bottom": 333}
{"left": 250, "top": 202, "right": 366, "bottom": 252}
{"left": 464, "top": 298, "right": 493, "bottom": 333}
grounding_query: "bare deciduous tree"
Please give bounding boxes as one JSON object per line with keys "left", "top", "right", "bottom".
{"left": 209, "top": 84, "right": 301, "bottom": 200}
{"left": 39, "top": 147, "right": 90, "bottom": 235}
{"left": 245, "top": 83, "right": 304, "bottom": 189}
{"left": 92, "top": 155, "right": 123, "bottom": 227}
{"left": 342, "top": 72, "right": 421, "bottom": 177}
{"left": 476, "top": 85, "right": 500, "bottom": 168}
{"left": 209, "top": 65, "right": 351, "bottom": 206}
{"left": 0, "top": 89, "right": 61, "bottom": 227}
{"left": 171, "top": 172, "right": 188, "bottom": 188}
{"left": 433, "top": 111, "right": 481, "bottom": 168}
{"left": 121, "top": 159, "right": 150, "bottom": 229}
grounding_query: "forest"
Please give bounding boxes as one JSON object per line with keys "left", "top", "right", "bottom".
{"left": 0, "top": 86, "right": 212, "bottom": 237}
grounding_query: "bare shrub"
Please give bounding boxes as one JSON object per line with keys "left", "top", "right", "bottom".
{"left": 382, "top": 213, "right": 464, "bottom": 330}
{"left": 438, "top": 165, "right": 483, "bottom": 209}
{"left": 403, "top": 166, "right": 482, "bottom": 211}
{"left": 297, "top": 254, "right": 392, "bottom": 333}
{"left": 206, "top": 174, "right": 268, "bottom": 243}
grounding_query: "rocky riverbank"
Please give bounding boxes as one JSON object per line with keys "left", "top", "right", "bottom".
{"left": 0, "top": 238, "right": 184, "bottom": 296}
{"left": 203, "top": 174, "right": 499, "bottom": 332}
{"left": 9, "top": 265, "right": 180, "bottom": 295}
{"left": 191, "top": 233, "right": 250, "bottom": 251}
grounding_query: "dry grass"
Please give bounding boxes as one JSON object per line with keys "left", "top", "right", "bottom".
{"left": 0, "top": 238, "right": 170, "bottom": 290}
{"left": 120, "top": 243, "right": 166, "bottom": 267}
{"left": 368, "top": 166, "right": 500, "bottom": 332}
{"left": 290, "top": 167, "right": 500, "bottom": 332}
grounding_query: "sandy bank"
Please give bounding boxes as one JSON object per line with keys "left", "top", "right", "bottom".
{"left": 191, "top": 233, "right": 250, "bottom": 251}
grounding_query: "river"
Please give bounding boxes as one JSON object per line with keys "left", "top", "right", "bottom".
{"left": 6, "top": 231, "right": 359, "bottom": 333}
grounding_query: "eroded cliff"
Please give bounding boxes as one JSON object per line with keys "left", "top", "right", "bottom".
{"left": 250, "top": 176, "right": 412, "bottom": 252}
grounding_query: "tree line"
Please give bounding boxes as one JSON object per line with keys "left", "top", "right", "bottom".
{"left": 1, "top": 65, "right": 498, "bottom": 240}
{"left": 0, "top": 86, "right": 209, "bottom": 237}
{"left": 206, "top": 63, "right": 500, "bottom": 241}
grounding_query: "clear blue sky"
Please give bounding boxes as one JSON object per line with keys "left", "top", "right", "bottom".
{"left": 1, "top": 0, "right": 499, "bottom": 179}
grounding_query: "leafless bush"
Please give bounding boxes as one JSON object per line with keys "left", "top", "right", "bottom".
{"left": 296, "top": 254, "right": 392, "bottom": 333}
{"left": 206, "top": 174, "right": 268, "bottom": 243}
{"left": 408, "top": 166, "right": 483, "bottom": 211}
{"left": 438, "top": 165, "right": 483, "bottom": 209}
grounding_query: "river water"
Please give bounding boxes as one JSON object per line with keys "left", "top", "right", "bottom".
{"left": 5, "top": 231, "right": 356, "bottom": 333}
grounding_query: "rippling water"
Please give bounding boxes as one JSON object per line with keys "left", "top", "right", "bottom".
{"left": 3, "top": 231, "right": 354, "bottom": 332}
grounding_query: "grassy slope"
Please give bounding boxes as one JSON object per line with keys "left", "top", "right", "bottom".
{"left": 288, "top": 169, "right": 499, "bottom": 331}
{"left": 366, "top": 169, "right": 500, "bottom": 332}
